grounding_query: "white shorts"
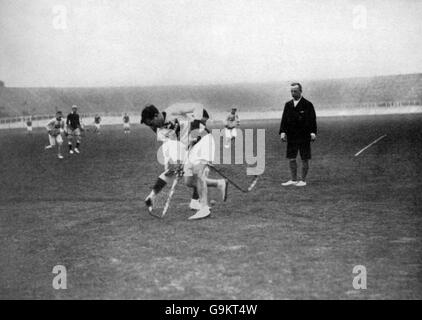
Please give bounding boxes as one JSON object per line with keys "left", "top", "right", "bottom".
{"left": 124, "top": 123, "right": 130, "bottom": 129}
{"left": 225, "top": 127, "right": 237, "bottom": 139}
{"left": 27, "top": 126, "right": 33, "bottom": 132}
{"left": 49, "top": 134, "right": 63, "bottom": 146}
{"left": 95, "top": 123, "right": 101, "bottom": 129}
{"left": 67, "top": 128, "right": 81, "bottom": 137}
{"left": 161, "top": 140, "right": 188, "bottom": 169}
{"left": 188, "top": 134, "right": 215, "bottom": 164}
{"left": 160, "top": 134, "right": 215, "bottom": 177}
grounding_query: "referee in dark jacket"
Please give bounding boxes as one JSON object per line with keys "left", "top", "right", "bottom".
{"left": 279, "top": 83, "right": 317, "bottom": 187}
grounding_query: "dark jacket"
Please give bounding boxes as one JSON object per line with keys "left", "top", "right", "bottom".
{"left": 66, "top": 113, "right": 81, "bottom": 130}
{"left": 279, "top": 97, "right": 317, "bottom": 142}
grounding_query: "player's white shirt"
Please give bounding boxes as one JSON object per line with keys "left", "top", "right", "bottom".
{"left": 46, "top": 117, "right": 65, "bottom": 133}
{"left": 156, "top": 103, "right": 214, "bottom": 166}
{"left": 157, "top": 103, "right": 204, "bottom": 145}
{"left": 226, "top": 113, "right": 239, "bottom": 129}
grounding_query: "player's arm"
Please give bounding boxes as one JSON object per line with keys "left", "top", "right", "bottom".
{"left": 309, "top": 102, "right": 317, "bottom": 140}
{"left": 279, "top": 103, "right": 289, "bottom": 141}
{"left": 45, "top": 120, "right": 53, "bottom": 133}
{"left": 165, "top": 104, "right": 204, "bottom": 121}
{"left": 236, "top": 114, "right": 240, "bottom": 127}
{"left": 309, "top": 102, "right": 317, "bottom": 135}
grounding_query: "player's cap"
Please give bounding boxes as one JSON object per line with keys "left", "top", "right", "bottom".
{"left": 72, "top": 105, "right": 78, "bottom": 109}
{"left": 141, "top": 104, "right": 158, "bottom": 124}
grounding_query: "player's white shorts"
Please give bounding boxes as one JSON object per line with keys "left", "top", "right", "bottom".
{"left": 124, "top": 123, "right": 130, "bottom": 129}
{"left": 188, "top": 134, "right": 215, "bottom": 164}
{"left": 27, "top": 126, "right": 33, "bottom": 132}
{"left": 225, "top": 127, "right": 237, "bottom": 139}
{"left": 48, "top": 134, "right": 63, "bottom": 146}
{"left": 160, "top": 134, "right": 215, "bottom": 177}
{"left": 95, "top": 123, "right": 101, "bottom": 129}
{"left": 161, "top": 140, "right": 187, "bottom": 169}
{"left": 184, "top": 134, "right": 215, "bottom": 176}
{"left": 67, "top": 128, "right": 81, "bottom": 137}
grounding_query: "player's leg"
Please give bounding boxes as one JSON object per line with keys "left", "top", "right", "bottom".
{"left": 67, "top": 130, "right": 74, "bottom": 153}
{"left": 231, "top": 128, "right": 237, "bottom": 140}
{"left": 183, "top": 160, "right": 202, "bottom": 210}
{"left": 224, "top": 128, "right": 231, "bottom": 148}
{"left": 188, "top": 163, "right": 211, "bottom": 220}
{"left": 45, "top": 134, "right": 55, "bottom": 149}
{"left": 145, "top": 167, "right": 178, "bottom": 211}
{"left": 203, "top": 166, "right": 228, "bottom": 201}
{"left": 189, "top": 133, "right": 227, "bottom": 201}
{"left": 74, "top": 129, "right": 81, "bottom": 153}
{"left": 189, "top": 186, "right": 201, "bottom": 210}
{"left": 297, "top": 141, "right": 311, "bottom": 187}
{"left": 56, "top": 135, "right": 64, "bottom": 159}
{"left": 282, "top": 142, "right": 299, "bottom": 186}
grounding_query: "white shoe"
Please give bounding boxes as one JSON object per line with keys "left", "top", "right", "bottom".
{"left": 281, "top": 180, "right": 298, "bottom": 186}
{"left": 58, "top": 154, "right": 64, "bottom": 159}
{"left": 45, "top": 145, "right": 53, "bottom": 150}
{"left": 69, "top": 150, "right": 74, "bottom": 154}
{"left": 189, "top": 199, "right": 201, "bottom": 211}
{"left": 295, "top": 181, "right": 307, "bottom": 187}
{"left": 188, "top": 206, "right": 211, "bottom": 220}
{"left": 218, "top": 179, "right": 228, "bottom": 201}
{"left": 74, "top": 148, "right": 80, "bottom": 154}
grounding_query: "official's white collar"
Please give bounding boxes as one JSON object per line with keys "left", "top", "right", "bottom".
{"left": 293, "top": 96, "right": 302, "bottom": 107}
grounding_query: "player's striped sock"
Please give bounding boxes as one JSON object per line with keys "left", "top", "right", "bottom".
{"left": 192, "top": 187, "right": 199, "bottom": 200}
{"left": 152, "top": 178, "right": 167, "bottom": 194}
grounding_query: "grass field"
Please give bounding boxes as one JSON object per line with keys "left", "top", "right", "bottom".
{"left": 0, "top": 114, "right": 421, "bottom": 299}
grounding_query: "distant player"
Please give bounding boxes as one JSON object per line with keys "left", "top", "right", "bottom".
{"left": 26, "top": 117, "right": 33, "bottom": 134}
{"left": 93, "top": 114, "right": 101, "bottom": 134}
{"left": 224, "top": 107, "right": 240, "bottom": 148}
{"left": 141, "top": 103, "right": 228, "bottom": 220}
{"left": 66, "top": 105, "right": 82, "bottom": 154}
{"left": 123, "top": 113, "right": 130, "bottom": 134}
{"left": 45, "top": 111, "right": 65, "bottom": 159}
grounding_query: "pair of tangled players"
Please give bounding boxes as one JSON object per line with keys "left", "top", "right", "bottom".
{"left": 140, "top": 103, "right": 228, "bottom": 220}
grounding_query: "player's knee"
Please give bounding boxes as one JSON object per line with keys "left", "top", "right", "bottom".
{"left": 159, "top": 171, "right": 174, "bottom": 184}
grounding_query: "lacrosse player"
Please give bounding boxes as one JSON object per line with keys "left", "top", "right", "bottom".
{"left": 26, "top": 117, "right": 33, "bottom": 134}
{"left": 141, "top": 103, "right": 228, "bottom": 220}
{"left": 224, "top": 107, "right": 240, "bottom": 148}
{"left": 93, "top": 114, "right": 101, "bottom": 134}
{"left": 66, "top": 105, "right": 83, "bottom": 154}
{"left": 45, "top": 111, "right": 65, "bottom": 159}
{"left": 123, "top": 113, "right": 130, "bottom": 134}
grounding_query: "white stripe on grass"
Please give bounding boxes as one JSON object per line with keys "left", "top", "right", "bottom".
{"left": 354, "top": 134, "right": 387, "bottom": 157}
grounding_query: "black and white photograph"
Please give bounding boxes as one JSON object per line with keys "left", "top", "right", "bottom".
{"left": 0, "top": 0, "right": 421, "bottom": 303}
